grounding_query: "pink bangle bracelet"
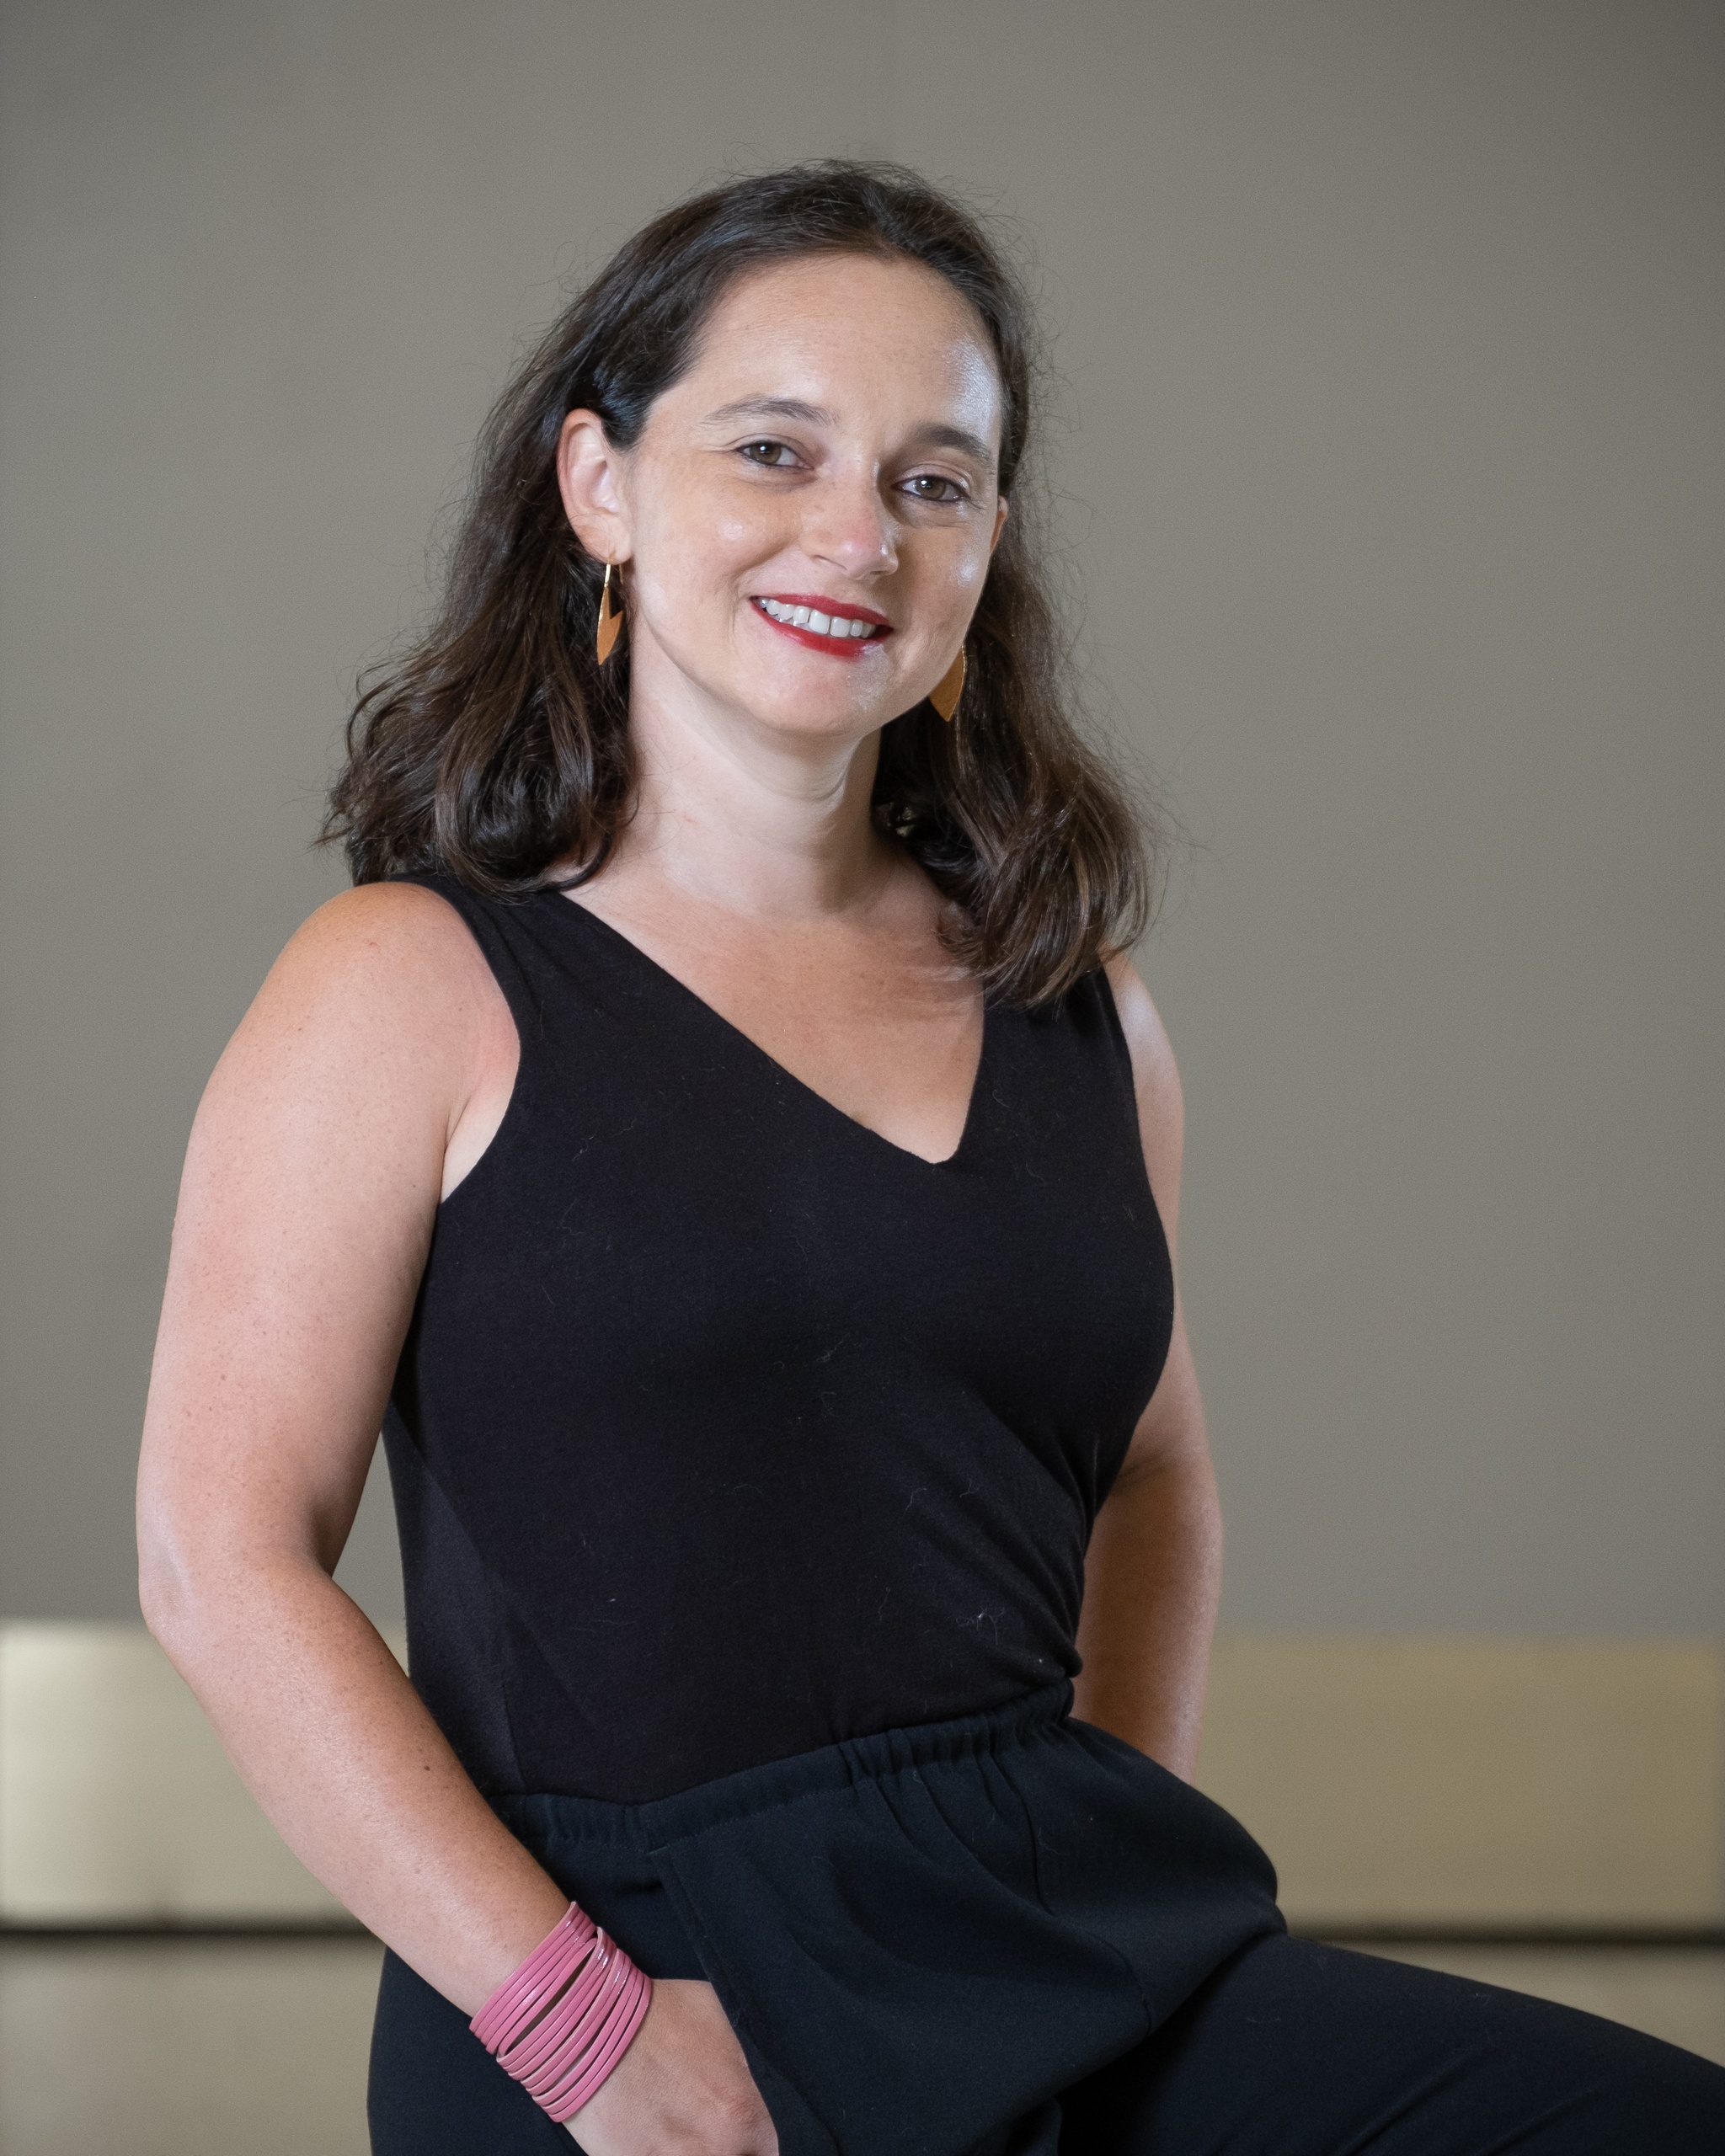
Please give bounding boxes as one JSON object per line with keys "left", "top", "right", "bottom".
{"left": 510, "top": 1936, "right": 617, "bottom": 2083}
{"left": 472, "top": 1906, "right": 595, "bottom": 2049}
{"left": 541, "top": 1957, "right": 653, "bottom": 2121}
{"left": 470, "top": 1903, "right": 654, "bottom": 2124}
{"left": 549, "top": 1965, "right": 651, "bottom": 2118}
{"left": 532, "top": 1951, "right": 634, "bottom": 2109}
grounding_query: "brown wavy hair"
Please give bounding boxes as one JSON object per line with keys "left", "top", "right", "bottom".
{"left": 324, "top": 161, "right": 1156, "bottom": 1006}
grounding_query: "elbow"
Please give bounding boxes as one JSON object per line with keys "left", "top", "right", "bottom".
{"left": 137, "top": 1496, "right": 329, "bottom": 1667}
{"left": 136, "top": 1523, "right": 198, "bottom": 1658}
{"left": 137, "top": 1431, "right": 195, "bottom": 1650}
{"left": 136, "top": 1482, "right": 227, "bottom": 1664}
{"left": 136, "top": 1443, "right": 230, "bottom": 1658}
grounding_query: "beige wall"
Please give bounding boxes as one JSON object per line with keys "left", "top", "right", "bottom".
{"left": 2, "top": 0, "right": 1721, "bottom": 1637}
{"left": 9, "top": 1626, "right": 1720, "bottom": 1927}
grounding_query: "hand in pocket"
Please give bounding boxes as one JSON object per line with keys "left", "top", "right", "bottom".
{"left": 566, "top": 1978, "right": 778, "bottom": 2155}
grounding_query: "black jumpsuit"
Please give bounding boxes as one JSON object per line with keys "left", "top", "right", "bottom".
{"left": 368, "top": 877, "right": 1722, "bottom": 2153}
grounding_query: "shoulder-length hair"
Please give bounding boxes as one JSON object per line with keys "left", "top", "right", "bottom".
{"left": 324, "top": 161, "right": 1156, "bottom": 1006}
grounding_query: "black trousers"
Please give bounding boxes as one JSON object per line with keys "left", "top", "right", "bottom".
{"left": 373, "top": 1933, "right": 1723, "bottom": 2154}
{"left": 1059, "top": 1931, "right": 1724, "bottom": 2151}
{"left": 370, "top": 1685, "right": 1725, "bottom": 2153}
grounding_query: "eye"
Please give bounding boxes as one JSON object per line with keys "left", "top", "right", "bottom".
{"left": 739, "top": 440, "right": 801, "bottom": 468}
{"left": 902, "top": 473, "right": 967, "bottom": 504}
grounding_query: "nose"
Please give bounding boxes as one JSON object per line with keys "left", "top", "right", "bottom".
{"left": 802, "top": 467, "right": 899, "bottom": 584}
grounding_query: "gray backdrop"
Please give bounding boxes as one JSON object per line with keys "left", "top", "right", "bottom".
{"left": 3, "top": 0, "right": 1720, "bottom": 1635}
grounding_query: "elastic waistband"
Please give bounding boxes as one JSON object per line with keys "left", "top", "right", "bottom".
{"left": 503, "top": 1678, "right": 1076, "bottom": 1854}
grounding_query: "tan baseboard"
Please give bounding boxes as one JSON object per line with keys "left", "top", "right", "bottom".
{"left": 1199, "top": 1636, "right": 1724, "bottom": 1927}
{"left": 4, "top": 1625, "right": 1721, "bottom": 1926}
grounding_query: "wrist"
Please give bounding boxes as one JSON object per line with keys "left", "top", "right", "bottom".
{"left": 471, "top": 1903, "right": 654, "bottom": 2122}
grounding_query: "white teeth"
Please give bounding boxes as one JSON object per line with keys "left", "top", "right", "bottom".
{"left": 756, "top": 598, "right": 877, "bottom": 638}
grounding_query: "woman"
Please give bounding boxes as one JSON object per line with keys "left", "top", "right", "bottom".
{"left": 137, "top": 163, "right": 1722, "bottom": 2154}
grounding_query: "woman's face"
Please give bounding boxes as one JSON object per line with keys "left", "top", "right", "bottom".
{"left": 559, "top": 251, "right": 1008, "bottom": 746}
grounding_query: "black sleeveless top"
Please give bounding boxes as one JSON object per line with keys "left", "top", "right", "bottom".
{"left": 382, "top": 878, "right": 1175, "bottom": 1805}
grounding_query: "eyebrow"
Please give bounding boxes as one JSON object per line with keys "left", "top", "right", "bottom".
{"left": 705, "top": 396, "right": 996, "bottom": 467}
{"left": 707, "top": 396, "right": 834, "bottom": 429}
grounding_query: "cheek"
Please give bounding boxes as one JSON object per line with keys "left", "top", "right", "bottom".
{"left": 643, "top": 489, "right": 783, "bottom": 604}
{"left": 709, "top": 509, "right": 771, "bottom": 563}
{"left": 918, "top": 534, "right": 991, "bottom": 616}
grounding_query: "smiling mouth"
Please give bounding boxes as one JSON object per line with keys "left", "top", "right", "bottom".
{"left": 751, "top": 595, "right": 891, "bottom": 653}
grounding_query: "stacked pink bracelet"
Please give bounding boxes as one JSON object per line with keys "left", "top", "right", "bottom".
{"left": 471, "top": 1904, "right": 654, "bottom": 2122}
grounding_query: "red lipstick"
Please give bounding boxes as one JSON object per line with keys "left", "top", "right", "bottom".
{"left": 750, "top": 593, "right": 892, "bottom": 659}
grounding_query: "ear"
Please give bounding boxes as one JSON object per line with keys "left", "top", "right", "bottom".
{"left": 557, "top": 410, "right": 633, "bottom": 564}
{"left": 990, "top": 495, "right": 1009, "bottom": 554}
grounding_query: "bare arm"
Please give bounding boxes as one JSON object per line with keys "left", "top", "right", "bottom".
{"left": 1070, "top": 960, "right": 1221, "bottom": 1782}
{"left": 136, "top": 883, "right": 773, "bottom": 2153}
{"left": 136, "top": 883, "right": 563, "bottom": 2002}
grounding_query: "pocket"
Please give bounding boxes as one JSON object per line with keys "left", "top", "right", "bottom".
{"left": 646, "top": 1748, "right": 1158, "bottom": 2156}
{"left": 1026, "top": 1718, "right": 1284, "bottom": 2022}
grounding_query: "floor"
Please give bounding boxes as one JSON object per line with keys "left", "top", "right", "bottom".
{"left": 1, "top": 1935, "right": 1721, "bottom": 2153}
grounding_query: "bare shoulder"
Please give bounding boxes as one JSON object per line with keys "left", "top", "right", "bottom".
{"left": 244, "top": 882, "right": 502, "bottom": 1038}
{"left": 1103, "top": 954, "right": 1183, "bottom": 1134}
{"left": 208, "top": 881, "right": 515, "bottom": 1145}
{"left": 264, "top": 880, "right": 494, "bottom": 1005}
{"left": 1103, "top": 953, "right": 1185, "bottom": 1239}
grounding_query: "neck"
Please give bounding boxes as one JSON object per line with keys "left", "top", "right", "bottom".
{"left": 609, "top": 659, "right": 896, "bottom": 924}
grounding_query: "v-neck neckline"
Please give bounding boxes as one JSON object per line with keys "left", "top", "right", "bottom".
{"left": 546, "top": 889, "right": 991, "bottom": 1171}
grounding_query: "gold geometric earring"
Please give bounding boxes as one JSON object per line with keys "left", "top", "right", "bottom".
{"left": 929, "top": 643, "right": 966, "bottom": 722}
{"left": 595, "top": 561, "right": 623, "bottom": 665}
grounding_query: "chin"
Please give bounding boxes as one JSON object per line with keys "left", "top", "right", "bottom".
{"left": 747, "top": 691, "right": 889, "bottom": 744}
{"left": 729, "top": 662, "right": 900, "bottom": 742}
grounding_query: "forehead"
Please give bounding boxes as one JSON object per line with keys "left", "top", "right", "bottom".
{"left": 672, "top": 252, "right": 1005, "bottom": 446}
